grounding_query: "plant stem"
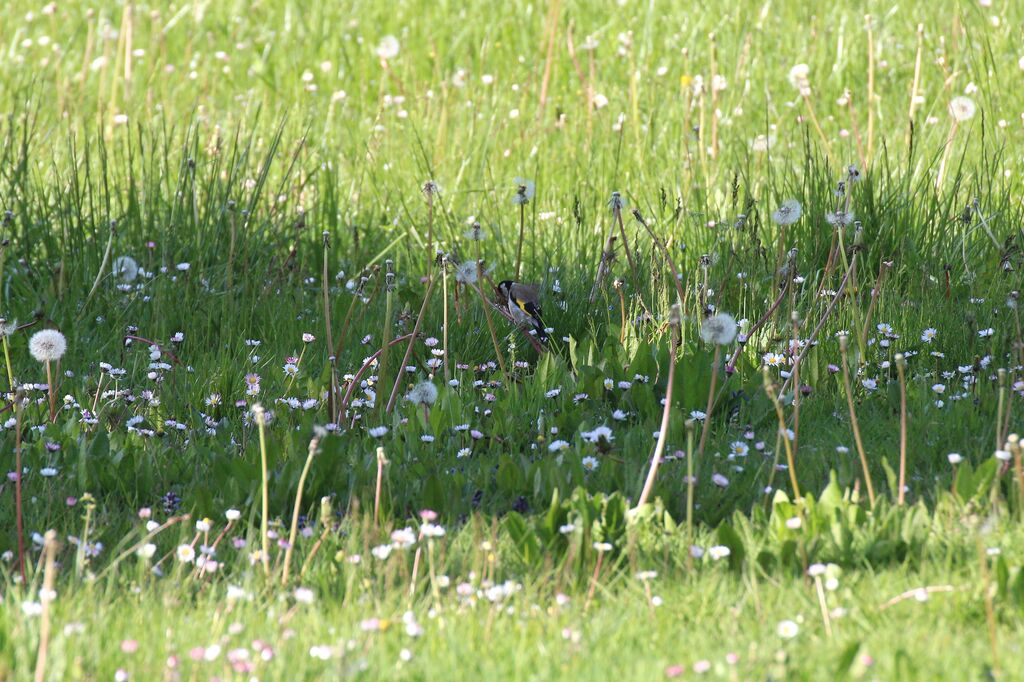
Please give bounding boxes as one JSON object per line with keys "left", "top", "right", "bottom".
{"left": 254, "top": 405, "right": 271, "bottom": 576}
{"left": 613, "top": 203, "right": 639, "bottom": 285}
{"left": 685, "top": 419, "right": 696, "bottom": 565}
{"left": 374, "top": 446, "right": 389, "bottom": 527}
{"left": 385, "top": 276, "right": 437, "bottom": 413}
{"left": 635, "top": 315, "right": 679, "bottom": 510}
{"left": 695, "top": 346, "right": 722, "bottom": 461}
{"left": 977, "top": 533, "right": 1000, "bottom": 677}
{"left": 321, "top": 232, "right": 338, "bottom": 417}
{"left": 14, "top": 393, "right": 26, "bottom": 583}
{"left": 896, "top": 354, "right": 908, "bottom": 505}
{"left": 33, "top": 530, "right": 59, "bottom": 682}
{"left": 839, "top": 335, "right": 876, "bottom": 508}
{"left": 764, "top": 368, "right": 800, "bottom": 500}
{"left": 470, "top": 264, "right": 509, "bottom": 379}
{"left": 1, "top": 332, "right": 14, "bottom": 395}
{"left": 46, "top": 360, "right": 57, "bottom": 423}
{"left": 442, "top": 258, "right": 450, "bottom": 384}
{"left": 282, "top": 432, "right": 322, "bottom": 585}
{"left": 996, "top": 369, "right": 1007, "bottom": 450}
{"left": 515, "top": 202, "right": 526, "bottom": 281}
{"left": 584, "top": 551, "right": 605, "bottom": 613}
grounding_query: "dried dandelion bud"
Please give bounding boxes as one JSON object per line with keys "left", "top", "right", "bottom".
{"left": 319, "top": 496, "right": 334, "bottom": 529}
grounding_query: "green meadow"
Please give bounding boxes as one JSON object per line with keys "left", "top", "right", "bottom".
{"left": 1, "top": 0, "right": 1023, "bottom": 679}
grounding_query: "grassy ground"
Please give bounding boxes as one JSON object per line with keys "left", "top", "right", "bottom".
{"left": 1, "top": 0, "right": 1024, "bottom": 679}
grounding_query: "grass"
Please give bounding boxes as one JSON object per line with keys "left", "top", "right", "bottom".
{"left": 1, "top": 0, "right": 1024, "bottom": 678}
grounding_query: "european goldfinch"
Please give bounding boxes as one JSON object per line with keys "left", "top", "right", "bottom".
{"left": 497, "top": 280, "right": 548, "bottom": 342}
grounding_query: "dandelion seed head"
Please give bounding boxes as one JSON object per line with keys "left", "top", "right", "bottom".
{"left": 771, "top": 199, "right": 802, "bottom": 226}
{"left": 455, "top": 260, "right": 480, "bottom": 284}
{"left": 375, "top": 35, "right": 400, "bottom": 60}
{"left": 29, "top": 329, "right": 67, "bottom": 363}
{"left": 406, "top": 381, "right": 438, "bottom": 406}
{"left": 949, "top": 96, "right": 977, "bottom": 122}
{"left": 700, "top": 313, "right": 738, "bottom": 345}
{"left": 112, "top": 255, "right": 139, "bottom": 283}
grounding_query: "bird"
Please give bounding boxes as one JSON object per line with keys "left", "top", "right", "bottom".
{"left": 496, "top": 280, "right": 548, "bottom": 342}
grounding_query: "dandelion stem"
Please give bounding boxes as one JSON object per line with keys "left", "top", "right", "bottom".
{"left": 300, "top": 527, "right": 332, "bottom": 580}
{"left": 708, "top": 33, "right": 719, "bottom": 158}
{"left": 537, "top": 0, "right": 561, "bottom": 113}
{"left": 780, "top": 260, "right": 854, "bottom": 396}
{"left": 764, "top": 368, "right": 800, "bottom": 500}
{"left": 801, "top": 94, "right": 833, "bottom": 162}
{"left": 613, "top": 202, "right": 640, "bottom": 285}
{"left": 896, "top": 354, "right": 909, "bottom": 505}
{"left": 865, "top": 14, "right": 876, "bottom": 165}
{"left": 635, "top": 314, "right": 679, "bottom": 510}
{"left": 584, "top": 551, "right": 604, "bottom": 613}
{"left": 425, "top": 188, "right": 435, "bottom": 277}
{"left": 1, "top": 332, "right": 13, "bottom": 395}
{"left": 254, "top": 405, "right": 271, "bottom": 576}
{"left": 374, "top": 446, "right": 389, "bottom": 527}
{"left": 632, "top": 209, "right": 686, "bottom": 306}
{"left": 685, "top": 419, "right": 696, "bottom": 568}
{"left": 442, "top": 258, "right": 451, "bottom": 384}
{"left": 996, "top": 369, "right": 1007, "bottom": 451}
{"left": 813, "top": 574, "right": 833, "bottom": 639}
{"left": 615, "top": 281, "right": 627, "bottom": 344}
{"left": 408, "top": 542, "right": 423, "bottom": 605}
{"left": 226, "top": 203, "right": 237, "bottom": 292}
{"left": 694, "top": 346, "right": 722, "bottom": 462}
{"left": 79, "top": 220, "right": 116, "bottom": 321}
{"left": 95, "top": 515, "right": 190, "bottom": 581}
{"left": 515, "top": 201, "right": 526, "bottom": 281}
{"left": 857, "top": 260, "right": 892, "bottom": 360}
{"left": 839, "top": 335, "right": 876, "bottom": 508}
{"left": 1008, "top": 434, "right": 1023, "bottom": 516}
{"left": 386, "top": 277, "right": 437, "bottom": 413}
{"left": 338, "top": 334, "right": 414, "bottom": 420}
{"left": 470, "top": 264, "right": 509, "bottom": 379}
{"left": 32, "top": 530, "right": 59, "bottom": 682}
{"left": 790, "top": 311, "right": 802, "bottom": 459}
{"left": 14, "top": 392, "right": 26, "bottom": 583}
{"left": 589, "top": 228, "right": 617, "bottom": 304}
{"left": 977, "top": 533, "right": 1000, "bottom": 677}
{"left": 321, "top": 232, "right": 338, "bottom": 417}
{"left": 907, "top": 24, "right": 925, "bottom": 148}
{"left": 726, "top": 269, "right": 792, "bottom": 372}
{"left": 45, "top": 359, "right": 58, "bottom": 423}
{"left": 936, "top": 120, "right": 958, "bottom": 190}
{"left": 378, "top": 261, "right": 396, "bottom": 414}
{"left": 282, "top": 432, "right": 321, "bottom": 585}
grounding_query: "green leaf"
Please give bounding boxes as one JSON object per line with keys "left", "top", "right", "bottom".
{"left": 834, "top": 641, "right": 862, "bottom": 678}
{"left": 496, "top": 456, "right": 525, "bottom": 494}
{"left": 503, "top": 512, "right": 540, "bottom": 565}
{"left": 716, "top": 522, "right": 746, "bottom": 571}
